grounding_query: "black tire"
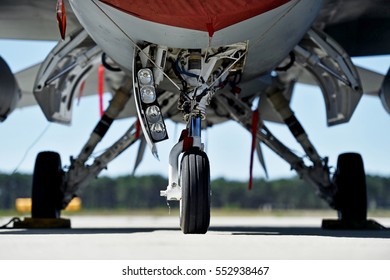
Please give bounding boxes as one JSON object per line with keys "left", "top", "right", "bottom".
{"left": 180, "top": 149, "right": 210, "bottom": 234}
{"left": 333, "top": 153, "right": 367, "bottom": 221}
{"left": 32, "top": 151, "right": 64, "bottom": 219}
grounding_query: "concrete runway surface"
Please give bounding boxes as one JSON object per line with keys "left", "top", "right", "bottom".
{"left": 0, "top": 215, "right": 390, "bottom": 260}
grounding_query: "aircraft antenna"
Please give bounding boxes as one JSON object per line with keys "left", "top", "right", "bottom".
{"left": 12, "top": 124, "right": 51, "bottom": 174}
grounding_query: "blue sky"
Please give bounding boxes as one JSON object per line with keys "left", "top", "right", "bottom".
{"left": 1, "top": 39, "right": 390, "bottom": 181}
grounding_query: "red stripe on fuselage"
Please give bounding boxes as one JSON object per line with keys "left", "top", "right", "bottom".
{"left": 99, "top": 0, "right": 291, "bottom": 32}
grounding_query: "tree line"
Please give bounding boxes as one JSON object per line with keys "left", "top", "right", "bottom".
{"left": 0, "top": 173, "right": 389, "bottom": 210}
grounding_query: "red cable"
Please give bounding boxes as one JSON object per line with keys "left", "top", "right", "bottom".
{"left": 98, "top": 64, "right": 104, "bottom": 117}
{"left": 77, "top": 80, "right": 86, "bottom": 106}
{"left": 249, "top": 110, "right": 259, "bottom": 190}
{"left": 135, "top": 119, "right": 141, "bottom": 139}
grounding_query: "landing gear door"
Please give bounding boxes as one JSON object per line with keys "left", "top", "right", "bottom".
{"left": 294, "top": 28, "right": 363, "bottom": 126}
{"left": 34, "top": 29, "right": 102, "bottom": 125}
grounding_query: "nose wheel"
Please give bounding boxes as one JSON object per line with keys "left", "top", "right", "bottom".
{"left": 180, "top": 149, "right": 211, "bottom": 234}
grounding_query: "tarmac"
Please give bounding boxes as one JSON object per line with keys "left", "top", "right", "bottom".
{"left": 0, "top": 215, "right": 390, "bottom": 259}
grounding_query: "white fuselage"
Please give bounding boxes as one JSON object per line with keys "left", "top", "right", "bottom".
{"left": 69, "top": 0, "right": 323, "bottom": 76}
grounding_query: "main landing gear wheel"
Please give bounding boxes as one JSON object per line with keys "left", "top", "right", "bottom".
{"left": 333, "top": 153, "right": 367, "bottom": 221}
{"left": 180, "top": 149, "right": 211, "bottom": 234}
{"left": 32, "top": 151, "right": 64, "bottom": 219}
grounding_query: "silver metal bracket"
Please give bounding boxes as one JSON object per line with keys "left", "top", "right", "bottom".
{"left": 160, "top": 134, "right": 202, "bottom": 201}
{"left": 161, "top": 115, "right": 203, "bottom": 201}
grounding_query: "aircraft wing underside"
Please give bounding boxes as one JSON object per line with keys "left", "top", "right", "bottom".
{"left": 0, "top": 0, "right": 80, "bottom": 41}
{"left": 315, "top": 0, "right": 390, "bottom": 56}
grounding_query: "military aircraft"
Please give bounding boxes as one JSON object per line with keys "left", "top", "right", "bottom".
{"left": 0, "top": 0, "right": 389, "bottom": 234}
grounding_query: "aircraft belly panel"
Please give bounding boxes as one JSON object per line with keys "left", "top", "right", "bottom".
{"left": 70, "top": 0, "right": 322, "bottom": 75}
{"left": 99, "top": 0, "right": 290, "bottom": 32}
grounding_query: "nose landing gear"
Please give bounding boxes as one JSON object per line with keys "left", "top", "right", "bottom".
{"left": 161, "top": 115, "right": 211, "bottom": 234}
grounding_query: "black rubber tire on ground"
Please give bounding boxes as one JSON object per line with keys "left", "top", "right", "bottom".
{"left": 32, "top": 151, "right": 64, "bottom": 219}
{"left": 333, "top": 153, "right": 367, "bottom": 221}
{"left": 180, "top": 149, "right": 211, "bottom": 234}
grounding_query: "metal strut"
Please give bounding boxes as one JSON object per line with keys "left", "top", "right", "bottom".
{"left": 215, "top": 91, "right": 335, "bottom": 204}
{"left": 266, "top": 86, "right": 323, "bottom": 165}
{"left": 62, "top": 82, "right": 135, "bottom": 206}
{"left": 63, "top": 119, "right": 140, "bottom": 207}
{"left": 63, "top": 89, "right": 179, "bottom": 207}
{"left": 76, "top": 80, "right": 133, "bottom": 165}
